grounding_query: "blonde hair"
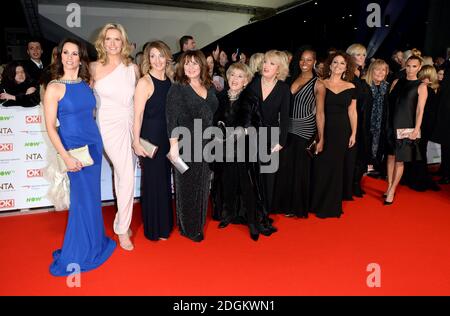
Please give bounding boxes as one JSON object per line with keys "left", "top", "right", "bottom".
{"left": 95, "top": 23, "right": 132, "bottom": 65}
{"left": 422, "top": 56, "right": 433, "bottom": 66}
{"left": 364, "top": 59, "right": 389, "bottom": 86}
{"left": 226, "top": 62, "right": 254, "bottom": 83}
{"left": 249, "top": 52, "right": 264, "bottom": 74}
{"left": 346, "top": 43, "right": 367, "bottom": 56}
{"left": 418, "top": 65, "right": 439, "bottom": 91}
{"left": 262, "top": 50, "right": 289, "bottom": 81}
{"left": 141, "top": 40, "right": 173, "bottom": 80}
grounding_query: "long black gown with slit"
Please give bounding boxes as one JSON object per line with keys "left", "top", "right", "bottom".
{"left": 311, "top": 87, "right": 356, "bottom": 218}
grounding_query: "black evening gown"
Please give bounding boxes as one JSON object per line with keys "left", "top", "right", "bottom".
{"left": 272, "top": 77, "right": 317, "bottom": 217}
{"left": 342, "top": 75, "right": 369, "bottom": 199}
{"left": 311, "top": 88, "right": 357, "bottom": 218}
{"left": 140, "top": 74, "right": 173, "bottom": 241}
{"left": 210, "top": 88, "right": 269, "bottom": 232}
{"left": 247, "top": 76, "right": 290, "bottom": 214}
{"left": 166, "top": 83, "right": 218, "bottom": 241}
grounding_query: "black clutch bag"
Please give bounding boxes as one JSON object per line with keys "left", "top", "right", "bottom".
{"left": 305, "top": 134, "right": 319, "bottom": 158}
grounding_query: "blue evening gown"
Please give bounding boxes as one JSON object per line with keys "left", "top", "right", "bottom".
{"left": 49, "top": 80, "right": 116, "bottom": 276}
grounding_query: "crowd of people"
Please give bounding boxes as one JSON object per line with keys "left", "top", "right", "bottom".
{"left": 1, "top": 23, "right": 449, "bottom": 276}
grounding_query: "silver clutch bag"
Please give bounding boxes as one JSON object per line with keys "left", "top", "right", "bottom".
{"left": 140, "top": 137, "right": 158, "bottom": 158}
{"left": 167, "top": 154, "right": 189, "bottom": 174}
{"left": 57, "top": 145, "right": 94, "bottom": 172}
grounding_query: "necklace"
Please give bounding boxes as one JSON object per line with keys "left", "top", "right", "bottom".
{"left": 262, "top": 77, "right": 277, "bottom": 87}
{"left": 53, "top": 78, "right": 82, "bottom": 84}
{"left": 228, "top": 89, "right": 242, "bottom": 101}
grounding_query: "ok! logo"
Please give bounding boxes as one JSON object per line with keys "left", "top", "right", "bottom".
{"left": 0, "top": 143, "right": 13, "bottom": 152}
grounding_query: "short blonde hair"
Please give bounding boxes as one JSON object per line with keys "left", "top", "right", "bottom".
{"left": 141, "top": 40, "right": 173, "bottom": 79}
{"left": 346, "top": 43, "right": 367, "bottom": 56}
{"left": 418, "top": 65, "right": 439, "bottom": 91}
{"left": 95, "top": 23, "right": 132, "bottom": 65}
{"left": 364, "top": 59, "right": 389, "bottom": 86}
{"left": 226, "top": 62, "right": 253, "bottom": 83}
{"left": 249, "top": 52, "right": 264, "bottom": 74}
{"left": 422, "top": 56, "right": 433, "bottom": 66}
{"left": 262, "top": 50, "right": 289, "bottom": 81}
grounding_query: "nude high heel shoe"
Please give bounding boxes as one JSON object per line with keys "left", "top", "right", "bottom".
{"left": 118, "top": 231, "right": 134, "bottom": 251}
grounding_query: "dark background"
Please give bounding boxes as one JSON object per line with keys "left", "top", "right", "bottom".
{"left": 1, "top": 0, "right": 449, "bottom": 64}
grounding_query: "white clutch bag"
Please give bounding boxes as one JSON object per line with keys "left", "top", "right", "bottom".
{"left": 57, "top": 145, "right": 94, "bottom": 172}
{"left": 396, "top": 128, "right": 421, "bottom": 140}
{"left": 140, "top": 137, "right": 159, "bottom": 158}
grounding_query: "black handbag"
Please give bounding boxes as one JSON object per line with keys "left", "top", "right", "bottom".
{"left": 305, "top": 134, "right": 319, "bottom": 158}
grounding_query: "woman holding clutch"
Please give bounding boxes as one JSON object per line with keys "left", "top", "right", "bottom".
{"left": 166, "top": 50, "right": 218, "bottom": 242}
{"left": 43, "top": 38, "right": 116, "bottom": 276}
{"left": 133, "top": 41, "right": 174, "bottom": 241}
{"left": 385, "top": 56, "right": 428, "bottom": 204}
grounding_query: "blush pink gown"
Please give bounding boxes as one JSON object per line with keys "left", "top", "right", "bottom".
{"left": 94, "top": 62, "right": 136, "bottom": 235}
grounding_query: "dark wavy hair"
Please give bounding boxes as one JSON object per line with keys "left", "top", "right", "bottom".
{"left": 175, "top": 50, "right": 212, "bottom": 88}
{"left": 323, "top": 51, "right": 355, "bottom": 82}
{"left": 44, "top": 38, "right": 90, "bottom": 87}
{"left": 1, "top": 61, "right": 33, "bottom": 88}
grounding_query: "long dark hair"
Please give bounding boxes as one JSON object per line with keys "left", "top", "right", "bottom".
{"left": 175, "top": 50, "right": 212, "bottom": 88}
{"left": 1, "top": 61, "right": 33, "bottom": 88}
{"left": 44, "top": 38, "right": 90, "bottom": 87}
{"left": 323, "top": 51, "right": 355, "bottom": 82}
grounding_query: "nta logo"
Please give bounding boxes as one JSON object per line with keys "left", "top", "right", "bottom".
{"left": 0, "top": 183, "right": 14, "bottom": 190}
{"left": 0, "top": 128, "right": 13, "bottom": 135}
{"left": 26, "top": 153, "right": 43, "bottom": 160}
{"left": 0, "top": 144, "right": 13, "bottom": 152}
{"left": 0, "top": 199, "right": 15, "bottom": 208}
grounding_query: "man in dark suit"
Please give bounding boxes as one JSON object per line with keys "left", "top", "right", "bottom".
{"left": 22, "top": 39, "right": 45, "bottom": 83}
{"left": 172, "top": 35, "right": 196, "bottom": 64}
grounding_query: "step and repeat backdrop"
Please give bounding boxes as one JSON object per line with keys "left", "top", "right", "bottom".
{"left": 0, "top": 105, "right": 142, "bottom": 212}
{"left": 0, "top": 104, "right": 442, "bottom": 212}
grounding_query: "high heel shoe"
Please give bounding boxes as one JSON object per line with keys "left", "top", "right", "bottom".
{"left": 249, "top": 224, "right": 259, "bottom": 241}
{"left": 118, "top": 233, "right": 134, "bottom": 251}
{"left": 384, "top": 193, "right": 395, "bottom": 206}
{"left": 218, "top": 219, "right": 231, "bottom": 229}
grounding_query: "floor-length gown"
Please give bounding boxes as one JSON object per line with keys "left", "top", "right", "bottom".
{"left": 140, "top": 74, "right": 173, "bottom": 240}
{"left": 94, "top": 63, "right": 136, "bottom": 235}
{"left": 272, "top": 76, "right": 317, "bottom": 217}
{"left": 311, "top": 87, "right": 356, "bottom": 218}
{"left": 50, "top": 80, "right": 116, "bottom": 276}
{"left": 166, "top": 83, "right": 218, "bottom": 241}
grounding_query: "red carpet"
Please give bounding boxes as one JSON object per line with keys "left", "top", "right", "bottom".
{"left": 1, "top": 177, "right": 449, "bottom": 296}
